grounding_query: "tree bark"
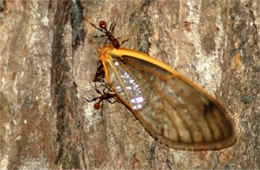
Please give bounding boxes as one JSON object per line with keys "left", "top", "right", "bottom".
{"left": 0, "top": 0, "right": 259, "bottom": 169}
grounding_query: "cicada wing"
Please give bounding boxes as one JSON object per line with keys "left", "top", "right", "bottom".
{"left": 104, "top": 53, "right": 236, "bottom": 150}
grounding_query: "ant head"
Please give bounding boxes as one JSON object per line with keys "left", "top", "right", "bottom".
{"left": 99, "top": 20, "right": 107, "bottom": 30}
{"left": 94, "top": 103, "right": 101, "bottom": 110}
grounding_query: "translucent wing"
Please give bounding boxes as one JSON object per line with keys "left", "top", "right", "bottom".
{"left": 100, "top": 47, "right": 236, "bottom": 150}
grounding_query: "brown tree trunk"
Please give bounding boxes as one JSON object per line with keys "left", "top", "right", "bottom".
{"left": 0, "top": 0, "right": 259, "bottom": 169}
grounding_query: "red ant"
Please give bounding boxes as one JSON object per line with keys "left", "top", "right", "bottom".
{"left": 83, "top": 17, "right": 128, "bottom": 49}
{"left": 85, "top": 84, "right": 118, "bottom": 111}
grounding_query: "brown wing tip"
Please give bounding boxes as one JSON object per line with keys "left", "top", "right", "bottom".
{"left": 153, "top": 130, "right": 236, "bottom": 151}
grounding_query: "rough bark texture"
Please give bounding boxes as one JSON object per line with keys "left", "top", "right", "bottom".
{"left": 0, "top": 0, "right": 259, "bottom": 169}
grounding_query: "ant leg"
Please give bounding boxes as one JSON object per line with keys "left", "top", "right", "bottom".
{"left": 109, "top": 23, "right": 116, "bottom": 34}
{"left": 95, "top": 88, "right": 102, "bottom": 95}
{"left": 92, "top": 35, "right": 106, "bottom": 38}
{"left": 120, "top": 39, "right": 129, "bottom": 45}
{"left": 100, "top": 98, "right": 104, "bottom": 116}
{"left": 115, "top": 37, "right": 129, "bottom": 46}
{"left": 103, "top": 38, "right": 109, "bottom": 47}
{"left": 102, "top": 84, "right": 110, "bottom": 94}
{"left": 107, "top": 86, "right": 114, "bottom": 93}
{"left": 107, "top": 98, "right": 118, "bottom": 104}
{"left": 85, "top": 96, "right": 101, "bottom": 103}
